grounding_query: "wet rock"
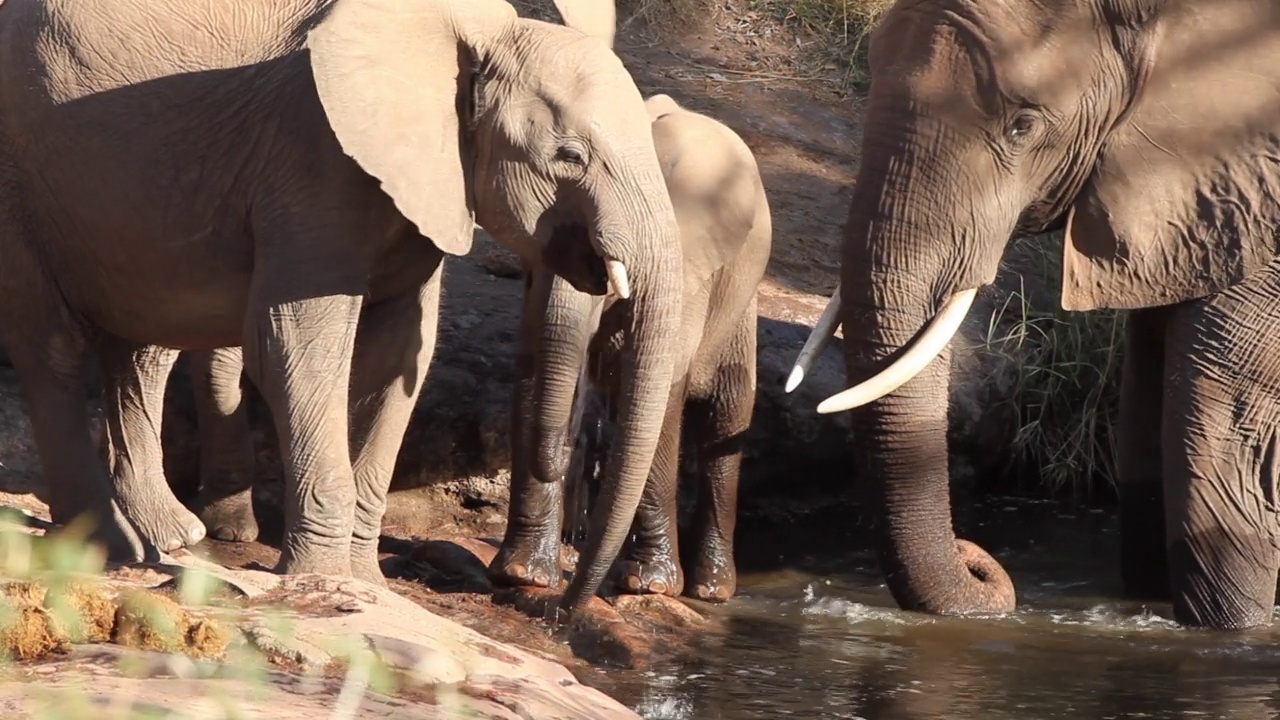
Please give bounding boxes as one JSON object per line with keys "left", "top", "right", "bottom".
{"left": 611, "top": 593, "right": 707, "bottom": 629}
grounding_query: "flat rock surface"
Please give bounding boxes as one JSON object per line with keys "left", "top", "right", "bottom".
{"left": 0, "top": 549, "right": 642, "bottom": 719}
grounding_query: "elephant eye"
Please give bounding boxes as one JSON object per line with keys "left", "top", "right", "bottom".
{"left": 555, "top": 144, "right": 587, "bottom": 166}
{"left": 1005, "top": 111, "right": 1040, "bottom": 144}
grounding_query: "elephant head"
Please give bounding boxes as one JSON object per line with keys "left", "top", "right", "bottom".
{"left": 307, "top": 0, "right": 682, "bottom": 613}
{"left": 788, "top": 0, "right": 1280, "bottom": 616}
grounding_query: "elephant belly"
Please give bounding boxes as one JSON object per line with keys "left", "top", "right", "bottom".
{"left": 57, "top": 223, "right": 256, "bottom": 350}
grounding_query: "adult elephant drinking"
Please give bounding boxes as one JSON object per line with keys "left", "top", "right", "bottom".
{"left": 788, "top": 0, "right": 1280, "bottom": 630}
{"left": 0, "top": 0, "right": 682, "bottom": 585}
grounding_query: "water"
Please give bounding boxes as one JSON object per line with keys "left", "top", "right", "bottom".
{"left": 588, "top": 500, "right": 1280, "bottom": 719}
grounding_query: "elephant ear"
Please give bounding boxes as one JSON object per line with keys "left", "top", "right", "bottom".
{"left": 651, "top": 110, "right": 763, "bottom": 287}
{"left": 550, "top": 0, "right": 616, "bottom": 48}
{"left": 1060, "top": 5, "right": 1280, "bottom": 311}
{"left": 643, "top": 93, "right": 683, "bottom": 123}
{"left": 307, "top": 0, "right": 517, "bottom": 257}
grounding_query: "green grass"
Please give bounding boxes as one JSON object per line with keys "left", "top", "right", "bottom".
{"left": 980, "top": 237, "right": 1127, "bottom": 499}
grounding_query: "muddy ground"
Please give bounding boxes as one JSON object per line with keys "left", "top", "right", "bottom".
{"left": 0, "top": 1, "right": 1060, "bottom": 687}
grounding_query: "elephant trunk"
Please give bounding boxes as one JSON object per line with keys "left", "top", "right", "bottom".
{"left": 531, "top": 273, "right": 600, "bottom": 485}
{"left": 560, "top": 226, "right": 682, "bottom": 613}
{"left": 838, "top": 118, "right": 1016, "bottom": 616}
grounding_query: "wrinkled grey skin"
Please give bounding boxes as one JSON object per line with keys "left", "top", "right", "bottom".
{"left": 818, "top": 0, "right": 1280, "bottom": 629}
{"left": 0, "top": 0, "right": 682, "bottom": 585}
{"left": 491, "top": 95, "right": 772, "bottom": 610}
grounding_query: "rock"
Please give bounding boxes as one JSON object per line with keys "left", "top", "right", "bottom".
{"left": 401, "top": 538, "right": 502, "bottom": 594}
{"left": 610, "top": 594, "right": 707, "bottom": 629}
{"left": 0, "top": 554, "right": 643, "bottom": 719}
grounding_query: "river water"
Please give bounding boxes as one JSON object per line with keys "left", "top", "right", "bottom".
{"left": 588, "top": 499, "right": 1280, "bottom": 720}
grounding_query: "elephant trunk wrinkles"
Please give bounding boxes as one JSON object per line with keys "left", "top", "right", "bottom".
{"left": 561, "top": 229, "right": 682, "bottom": 613}
{"left": 531, "top": 274, "right": 598, "bottom": 485}
{"left": 841, "top": 131, "right": 1016, "bottom": 616}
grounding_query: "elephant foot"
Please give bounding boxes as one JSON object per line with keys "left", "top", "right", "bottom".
{"left": 274, "top": 538, "right": 353, "bottom": 577}
{"left": 196, "top": 488, "right": 259, "bottom": 543}
{"left": 956, "top": 539, "right": 1017, "bottom": 613}
{"left": 489, "top": 534, "right": 564, "bottom": 588}
{"left": 687, "top": 545, "right": 737, "bottom": 603}
{"left": 115, "top": 474, "right": 207, "bottom": 552}
{"left": 617, "top": 551, "right": 683, "bottom": 597}
{"left": 89, "top": 502, "right": 159, "bottom": 565}
{"left": 351, "top": 541, "right": 388, "bottom": 587}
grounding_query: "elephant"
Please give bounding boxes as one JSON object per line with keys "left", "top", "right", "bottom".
{"left": 786, "top": 0, "right": 1280, "bottom": 630}
{"left": 0, "top": 0, "right": 685, "bottom": 589}
{"left": 490, "top": 93, "right": 772, "bottom": 609}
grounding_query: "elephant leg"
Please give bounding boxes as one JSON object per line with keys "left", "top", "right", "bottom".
{"left": 241, "top": 226, "right": 365, "bottom": 577}
{"left": 95, "top": 336, "right": 207, "bottom": 553}
{"left": 684, "top": 308, "right": 755, "bottom": 602}
{"left": 347, "top": 268, "right": 443, "bottom": 586}
{"left": 1116, "top": 305, "right": 1172, "bottom": 600}
{"left": 1162, "top": 272, "right": 1280, "bottom": 630}
{"left": 0, "top": 263, "right": 149, "bottom": 562}
{"left": 492, "top": 270, "right": 566, "bottom": 589}
{"left": 190, "top": 347, "right": 259, "bottom": 543}
{"left": 616, "top": 378, "right": 686, "bottom": 597}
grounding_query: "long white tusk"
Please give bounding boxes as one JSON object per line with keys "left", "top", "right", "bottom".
{"left": 785, "top": 282, "right": 843, "bottom": 393}
{"left": 816, "top": 288, "right": 978, "bottom": 415}
{"left": 605, "top": 259, "right": 631, "bottom": 300}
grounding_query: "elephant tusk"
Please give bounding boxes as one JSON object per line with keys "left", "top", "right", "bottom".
{"left": 816, "top": 288, "right": 978, "bottom": 415}
{"left": 605, "top": 259, "right": 631, "bottom": 300}
{"left": 785, "top": 282, "right": 843, "bottom": 393}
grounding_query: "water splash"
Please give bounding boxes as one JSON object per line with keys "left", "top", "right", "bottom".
{"left": 1044, "top": 604, "right": 1180, "bottom": 632}
{"left": 799, "top": 582, "right": 919, "bottom": 626}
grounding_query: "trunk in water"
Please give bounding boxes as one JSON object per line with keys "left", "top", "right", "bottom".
{"left": 560, "top": 242, "right": 681, "bottom": 612}
{"left": 840, "top": 125, "right": 1016, "bottom": 615}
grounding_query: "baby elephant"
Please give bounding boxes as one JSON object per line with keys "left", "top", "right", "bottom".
{"left": 490, "top": 94, "right": 772, "bottom": 603}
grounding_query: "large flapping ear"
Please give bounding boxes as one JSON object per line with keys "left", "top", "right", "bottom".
{"left": 307, "top": 0, "right": 517, "bottom": 257}
{"left": 1061, "top": 2, "right": 1280, "bottom": 311}
{"left": 651, "top": 109, "right": 765, "bottom": 287}
{"left": 551, "top": 0, "right": 616, "bottom": 48}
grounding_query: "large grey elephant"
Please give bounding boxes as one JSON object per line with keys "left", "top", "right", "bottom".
{"left": 788, "top": 0, "right": 1280, "bottom": 630}
{"left": 0, "top": 0, "right": 683, "bottom": 586}
{"left": 491, "top": 94, "right": 772, "bottom": 609}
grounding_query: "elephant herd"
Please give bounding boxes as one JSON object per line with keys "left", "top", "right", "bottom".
{"left": 0, "top": 0, "right": 1278, "bottom": 633}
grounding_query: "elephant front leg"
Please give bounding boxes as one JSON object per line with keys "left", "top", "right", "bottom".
{"left": 684, "top": 315, "right": 755, "bottom": 602}
{"left": 1162, "top": 286, "right": 1280, "bottom": 630}
{"left": 347, "top": 273, "right": 443, "bottom": 586}
{"left": 244, "top": 292, "right": 362, "bottom": 578}
{"left": 1116, "top": 306, "right": 1172, "bottom": 600}
{"left": 492, "top": 272, "right": 566, "bottom": 589}
{"left": 95, "top": 335, "right": 207, "bottom": 553}
{"left": 616, "top": 380, "right": 686, "bottom": 597}
{"left": 189, "top": 347, "right": 260, "bottom": 543}
{"left": 4, "top": 322, "right": 151, "bottom": 563}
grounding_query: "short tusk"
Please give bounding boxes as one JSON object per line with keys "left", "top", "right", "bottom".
{"left": 785, "top": 282, "right": 842, "bottom": 393}
{"left": 816, "top": 288, "right": 978, "bottom": 415}
{"left": 605, "top": 260, "right": 631, "bottom": 300}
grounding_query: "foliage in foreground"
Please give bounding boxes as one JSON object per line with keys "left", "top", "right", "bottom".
{"left": 0, "top": 521, "right": 477, "bottom": 720}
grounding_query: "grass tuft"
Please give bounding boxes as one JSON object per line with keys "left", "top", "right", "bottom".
{"left": 980, "top": 237, "right": 1127, "bottom": 499}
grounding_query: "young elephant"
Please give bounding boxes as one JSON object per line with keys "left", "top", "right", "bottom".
{"left": 491, "top": 94, "right": 772, "bottom": 605}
